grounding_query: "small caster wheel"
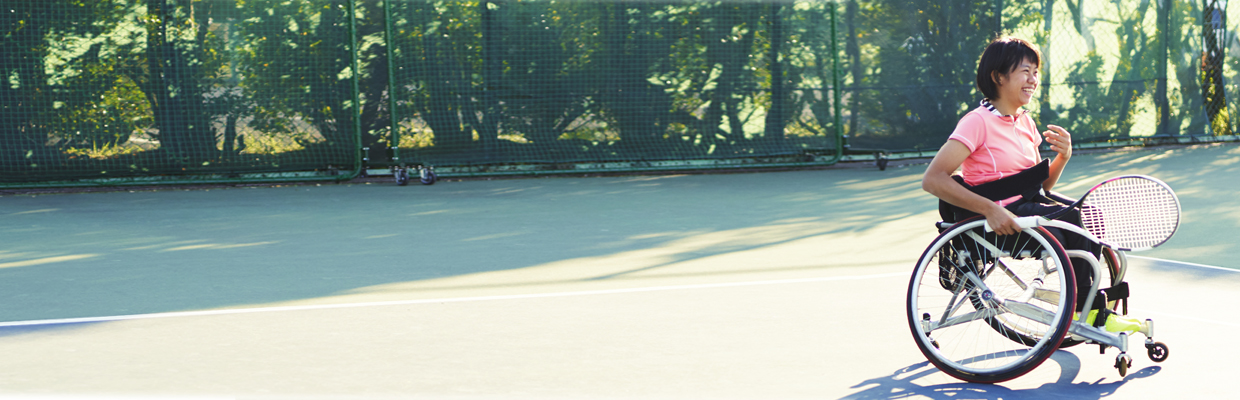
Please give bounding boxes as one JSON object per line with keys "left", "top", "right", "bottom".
{"left": 1115, "top": 354, "right": 1133, "bottom": 377}
{"left": 395, "top": 167, "right": 410, "bottom": 186}
{"left": 1146, "top": 342, "right": 1169, "bottom": 362}
{"left": 875, "top": 152, "right": 889, "bottom": 171}
{"left": 419, "top": 167, "right": 437, "bottom": 185}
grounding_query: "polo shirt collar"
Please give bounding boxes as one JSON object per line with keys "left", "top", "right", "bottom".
{"left": 980, "top": 98, "right": 1026, "bottom": 119}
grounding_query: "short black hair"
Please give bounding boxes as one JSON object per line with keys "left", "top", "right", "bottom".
{"left": 976, "top": 37, "right": 1041, "bottom": 100}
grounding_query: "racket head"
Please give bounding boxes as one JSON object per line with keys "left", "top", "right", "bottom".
{"left": 1078, "top": 175, "right": 1181, "bottom": 251}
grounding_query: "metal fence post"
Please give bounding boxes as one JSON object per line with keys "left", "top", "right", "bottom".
{"left": 349, "top": 0, "right": 364, "bottom": 176}
{"left": 831, "top": 0, "right": 844, "bottom": 162}
{"left": 384, "top": 0, "right": 400, "bottom": 162}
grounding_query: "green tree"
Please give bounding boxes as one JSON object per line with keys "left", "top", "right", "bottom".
{"left": 140, "top": 0, "right": 226, "bottom": 164}
{"left": 597, "top": 1, "right": 691, "bottom": 155}
{"left": 845, "top": 0, "right": 999, "bottom": 150}
{"left": 2, "top": 0, "right": 147, "bottom": 172}
{"left": 234, "top": 0, "right": 360, "bottom": 163}
{"left": 387, "top": 0, "right": 482, "bottom": 155}
{"left": 779, "top": 0, "right": 842, "bottom": 149}
{"left": 1201, "top": 0, "right": 1229, "bottom": 135}
{"left": 492, "top": 0, "right": 598, "bottom": 148}
{"left": 1045, "top": 0, "right": 1162, "bottom": 141}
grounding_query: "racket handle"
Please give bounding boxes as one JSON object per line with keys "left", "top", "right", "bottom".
{"left": 984, "top": 216, "right": 1043, "bottom": 232}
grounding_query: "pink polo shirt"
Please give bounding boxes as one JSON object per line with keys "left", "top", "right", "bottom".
{"left": 948, "top": 106, "right": 1042, "bottom": 205}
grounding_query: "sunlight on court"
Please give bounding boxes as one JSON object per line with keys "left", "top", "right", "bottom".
{"left": 0, "top": 143, "right": 1236, "bottom": 398}
{"left": 0, "top": 254, "right": 100, "bottom": 270}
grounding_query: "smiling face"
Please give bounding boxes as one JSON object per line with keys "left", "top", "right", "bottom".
{"left": 992, "top": 58, "right": 1039, "bottom": 111}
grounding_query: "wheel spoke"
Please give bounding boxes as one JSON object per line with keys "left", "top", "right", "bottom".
{"left": 909, "top": 219, "right": 1075, "bottom": 383}
{"left": 993, "top": 259, "right": 1028, "bottom": 291}
{"left": 939, "top": 286, "right": 967, "bottom": 325}
{"left": 966, "top": 230, "right": 1008, "bottom": 258}
{"left": 961, "top": 270, "right": 991, "bottom": 294}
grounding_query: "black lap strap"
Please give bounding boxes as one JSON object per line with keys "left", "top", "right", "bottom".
{"left": 939, "top": 159, "right": 1050, "bottom": 223}
{"left": 960, "top": 159, "right": 1049, "bottom": 202}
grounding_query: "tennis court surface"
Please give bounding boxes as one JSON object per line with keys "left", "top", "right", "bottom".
{"left": 1, "top": 143, "right": 1237, "bottom": 399}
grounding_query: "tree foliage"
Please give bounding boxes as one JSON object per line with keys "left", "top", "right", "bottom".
{"left": 0, "top": 0, "right": 1231, "bottom": 182}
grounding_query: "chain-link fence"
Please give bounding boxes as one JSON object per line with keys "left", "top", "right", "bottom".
{"left": 3, "top": 0, "right": 1238, "bottom": 187}
{"left": 840, "top": 0, "right": 1236, "bottom": 154}
{"left": 1, "top": 0, "right": 362, "bottom": 187}
{"left": 378, "top": 0, "right": 845, "bottom": 176}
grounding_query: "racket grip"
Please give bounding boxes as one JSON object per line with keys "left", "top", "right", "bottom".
{"left": 984, "top": 216, "right": 1042, "bottom": 232}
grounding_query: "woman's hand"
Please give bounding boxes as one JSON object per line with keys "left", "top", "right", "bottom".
{"left": 1043, "top": 124, "right": 1072, "bottom": 161}
{"left": 983, "top": 204, "right": 1022, "bottom": 236}
{"left": 925, "top": 140, "right": 1024, "bottom": 235}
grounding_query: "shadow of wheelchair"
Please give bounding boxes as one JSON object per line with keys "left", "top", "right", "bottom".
{"left": 840, "top": 351, "right": 1161, "bottom": 399}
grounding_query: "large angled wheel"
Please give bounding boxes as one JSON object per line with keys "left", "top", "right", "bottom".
{"left": 907, "top": 217, "right": 1077, "bottom": 383}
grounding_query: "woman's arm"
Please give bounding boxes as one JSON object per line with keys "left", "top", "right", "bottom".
{"left": 1042, "top": 124, "right": 1072, "bottom": 192}
{"left": 922, "top": 140, "right": 1023, "bottom": 235}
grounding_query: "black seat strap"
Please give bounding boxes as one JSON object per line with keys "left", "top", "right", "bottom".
{"left": 962, "top": 159, "right": 1049, "bottom": 202}
{"left": 939, "top": 159, "right": 1050, "bottom": 223}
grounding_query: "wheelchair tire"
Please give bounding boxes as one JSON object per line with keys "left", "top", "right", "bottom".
{"left": 907, "top": 217, "right": 1077, "bottom": 383}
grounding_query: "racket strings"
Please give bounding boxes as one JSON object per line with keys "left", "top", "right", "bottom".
{"left": 1079, "top": 177, "right": 1180, "bottom": 250}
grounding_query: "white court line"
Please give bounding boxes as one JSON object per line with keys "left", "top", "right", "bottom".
{"left": 1128, "top": 255, "right": 1239, "bottom": 273}
{"left": 1127, "top": 256, "right": 1238, "bottom": 327}
{"left": 0, "top": 272, "right": 907, "bottom": 328}
{"left": 1132, "top": 308, "right": 1240, "bottom": 328}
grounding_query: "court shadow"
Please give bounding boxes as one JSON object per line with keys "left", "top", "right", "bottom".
{"left": 840, "top": 351, "right": 1160, "bottom": 399}
{"left": 0, "top": 166, "right": 937, "bottom": 325}
{"left": 0, "top": 320, "right": 107, "bottom": 338}
{"left": 0, "top": 143, "right": 1233, "bottom": 330}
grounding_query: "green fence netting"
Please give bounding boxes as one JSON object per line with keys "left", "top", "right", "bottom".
{"left": 380, "top": 0, "right": 1239, "bottom": 177}
{"left": 379, "top": 0, "right": 844, "bottom": 176}
{"left": 4, "top": 0, "right": 1239, "bottom": 187}
{"left": 837, "top": 0, "right": 1236, "bottom": 154}
{"left": 1, "top": 0, "right": 362, "bottom": 187}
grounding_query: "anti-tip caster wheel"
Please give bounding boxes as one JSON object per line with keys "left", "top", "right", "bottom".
{"left": 1115, "top": 353, "right": 1133, "bottom": 377}
{"left": 394, "top": 167, "right": 410, "bottom": 186}
{"left": 1146, "top": 342, "right": 1169, "bottom": 363}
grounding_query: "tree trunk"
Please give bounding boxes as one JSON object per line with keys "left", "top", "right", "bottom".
{"left": 146, "top": 0, "right": 217, "bottom": 164}
{"left": 846, "top": 0, "right": 862, "bottom": 139}
{"left": 1202, "top": 0, "right": 1230, "bottom": 136}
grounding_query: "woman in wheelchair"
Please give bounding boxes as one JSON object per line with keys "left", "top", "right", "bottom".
{"left": 910, "top": 36, "right": 1167, "bottom": 382}
{"left": 921, "top": 37, "right": 1138, "bottom": 333}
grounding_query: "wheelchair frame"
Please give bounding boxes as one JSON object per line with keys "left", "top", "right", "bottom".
{"left": 907, "top": 216, "right": 1168, "bottom": 383}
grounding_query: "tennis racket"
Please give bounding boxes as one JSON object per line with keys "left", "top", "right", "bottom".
{"left": 1041, "top": 175, "right": 1181, "bottom": 251}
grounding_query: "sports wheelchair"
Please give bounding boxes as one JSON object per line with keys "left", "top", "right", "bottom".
{"left": 905, "top": 161, "right": 1174, "bottom": 383}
